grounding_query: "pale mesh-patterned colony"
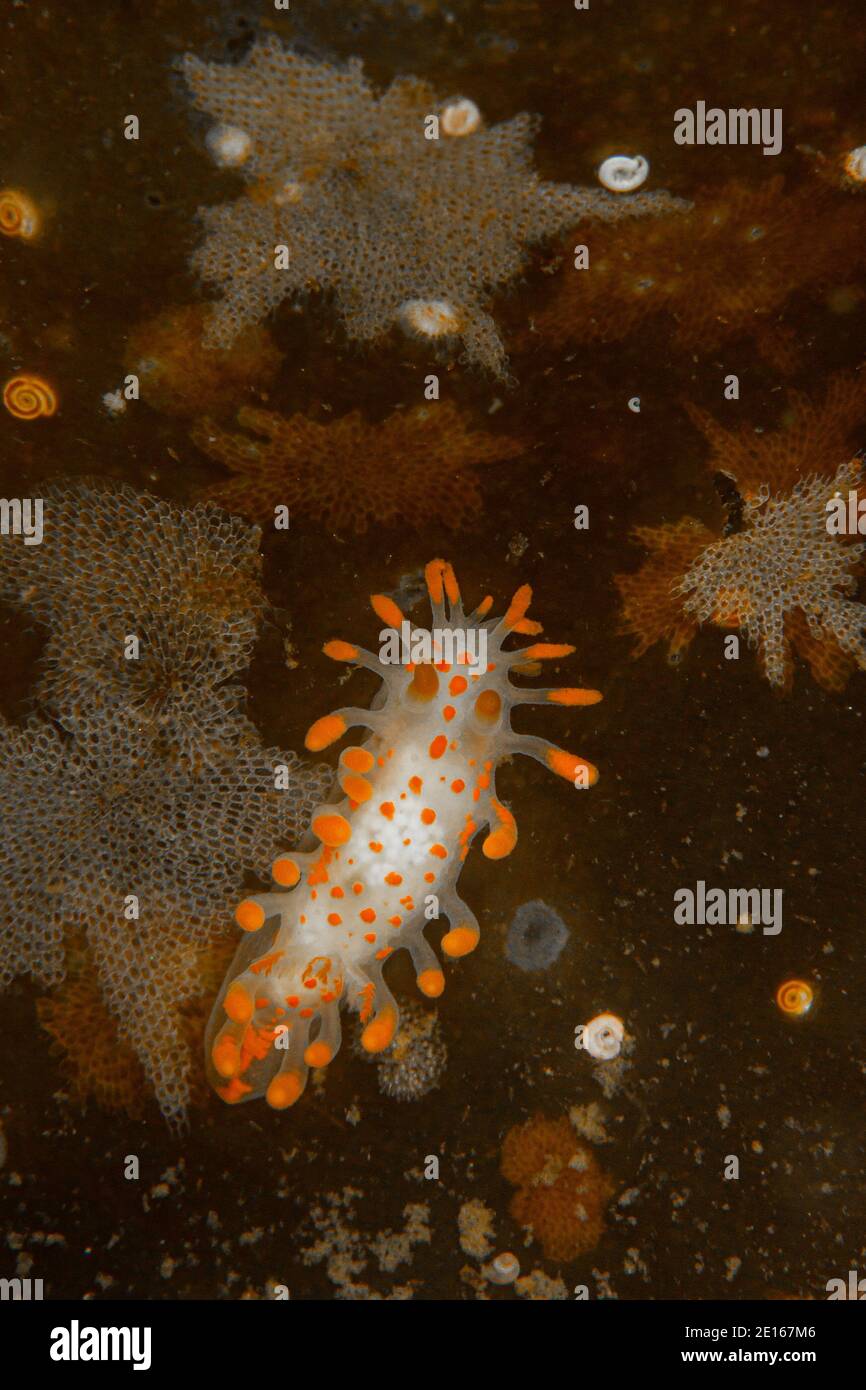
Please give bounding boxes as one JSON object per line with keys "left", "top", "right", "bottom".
{"left": 0, "top": 480, "right": 265, "bottom": 766}
{"left": 0, "top": 482, "right": 332, "bottom": 1127}
{"left": 181, "top": 35, "right": 687, "bottom": 377}
{"left": 676, "top": 462, "right": 866, "bottom": 689}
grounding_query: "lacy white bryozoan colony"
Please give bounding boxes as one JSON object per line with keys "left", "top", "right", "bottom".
{"left": 182, "top": 36, "right": 686, "bottom": 378}
{"left": 207, "top": 560, "right": 601, "bottom": 1108}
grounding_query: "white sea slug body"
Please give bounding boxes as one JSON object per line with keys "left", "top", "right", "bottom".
{"left": 207, "top": 560, "right": 602, "bottom": 1109}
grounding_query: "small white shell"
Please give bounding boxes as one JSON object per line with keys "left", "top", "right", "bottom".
{"left": 582, "top": 1012, "right": 625, "bottom": 1060}
{"left": 597, "top": 154, "right": 650, "bottom": 193}
{"left": 273, "top": 181, "right": 303, "bottom": 206}
{"left": 843, "top": 146, "right": 866, "bottom": 184}
{"left": 205, "top": 123, "right": 253, "bottom": 168}
{"left": 398, "top": 298, "right": 462, "bottom": 338}
{"left": 484, "top": 1251, "right": 520, "bottom": 1285}
{"left": 441, "top": 99, "right": 481, "bottom": 137}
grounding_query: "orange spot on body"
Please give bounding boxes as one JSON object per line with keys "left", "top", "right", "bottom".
{"left": 250, "top": 950, "right": 284, "bottom": 976}
{"left": 409, "top": 662, "right": 439, "bottom": 702}
{"left": 449, "top": 675, "right": 468, "bottom": 696}
{"left": 429, "top": 734, "right": 447, "bottom": 759}
{"left": 421, "top": 808, "right": 436, "bottom": 825}
{"left": 475, "top": 689, "right": 501, "bottom": 722}
{"left": 385, "top": 871, "right": 403, "bottom": 886}
{"left": 380, "top": 801, "right": 395, "bottom": 819}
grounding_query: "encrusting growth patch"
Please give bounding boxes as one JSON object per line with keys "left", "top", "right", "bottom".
{"left": 530, "top": 177, "right": 866, "bottom": 375}
{"left": 615, "top": 374, "right": 866, "bottom": 691}
{"left": 192, "top": 401, "right": 522, "bottom": 533}
{"left": 181, "top": 35, "right": 687, "bottom": 378}
{"left": 207, "top": 560, "right": 601, "bottom": 1109}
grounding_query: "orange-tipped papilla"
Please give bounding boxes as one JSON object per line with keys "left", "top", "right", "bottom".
{"left": 441, "top": 923, "right": 480, "bottom": 958}
{"left": 312, "top": 812, "right": 353, "bottom": 847}
{"left": 212, "top": 1028, "right": 242, "bottom": 1079}
{"left": 340, "top": 771, "right": 373, "bottom": 803}
{"left": 425, "top": 559, "right": 446, "bottom": 605}
{"left": 341, "top": 746, "right": 375, "bottom": 774}
{"left": 370, "top": 593, "right": 405, "bottom": 628}
{"left": 547, "top": 748, "right": 599, "bottom": 788}
{"left": 224, "top": 981, "right": 254, "bottom": 1024}
{"left": 266, "top": 1070, "right": 305, "bottom": 1109}
{"left": 503, "top": 583, "right": 532, "bottom": 631}
{"left": 305, "top": 712, "right": 347, "bottom": 751}
{"left": 304, "top": 1039, "right": 333, "bottom": 1068}
{"left": 482, "top": 801, "right": 517, "bottom": 860}
{"left": 547, "top": 688, "right": 603, "bottom": 706}
{"left": 323, "top": 640, "right": 359, "bottom": 662}
{"left": 236, "top": 898, "right": 266, "bottom": 932}
{"left": 272, "top": 856, "right": 301, "bottom": 887}
{"left": 408, "top": 661, "right": 439, "bottom": 702}
{"left": 417, "top": 968, "right": 446, "bottom": 998}
{"left": 361, "top": 1003, "right": 397, "bottom": 1053}
{"left": 518, "top": 643, "right": 576, "bottom": 662}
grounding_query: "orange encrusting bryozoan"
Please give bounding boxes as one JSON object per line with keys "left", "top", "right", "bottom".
{"left": 206, "top": 560, "right": 601, "bottom": 1109}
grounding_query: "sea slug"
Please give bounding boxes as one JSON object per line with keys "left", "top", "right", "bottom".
{"left": 207, "top": 559, "right": 601, "bottom": 1108}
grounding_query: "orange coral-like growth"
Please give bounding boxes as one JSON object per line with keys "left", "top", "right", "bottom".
{"left": 37, "top": 937, "right": 146, "bottom": 1118}
{"left": 500, "top": 1115, "right": 614, "bottom": 1264}
{"left": 531, "top": 178, "right": 866, "bottom": 372}
{"left": 684, "top": 368, "right": 866, "bottom": 499}
{"left": 37, "top": 932, "right": 237, "bottom": 1120}
{"left": 614, "top": 517, "right": 719, "bottom": 662}
{"left": 615, "top": 519, "right": 861, "bottom": 692}
{"left": 125, "top": 304, "right": 282, "bottom": 418}
{"left": 191, "top": 401, "right": 522, "bottom": 533}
